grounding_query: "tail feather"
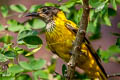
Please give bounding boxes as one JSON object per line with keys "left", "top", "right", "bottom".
{"left": 99, "top": 69, "right": 108, "bottom": 80}
{"left": 85, "top": 38, "right": 107, "bottom": 80}
{"left": 76, "top": 38, "right": 108, "bottom": 80}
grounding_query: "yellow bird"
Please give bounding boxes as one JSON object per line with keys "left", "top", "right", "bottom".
{"left": 26, "top": 6, "right": 108, "bottom": 80}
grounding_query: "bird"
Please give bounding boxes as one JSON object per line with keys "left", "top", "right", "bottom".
{"left": 26, "top": 6, "right": 108, "bottom": 80}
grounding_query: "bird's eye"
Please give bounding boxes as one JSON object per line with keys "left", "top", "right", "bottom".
{"left": 42, "top": 8, "right": 46, "bottom": 12}
{"left": 42, "top": 8, "right": 49, "bottom": 14}
{"left": 44, "top": 11, "right": 49, "bottom": 14}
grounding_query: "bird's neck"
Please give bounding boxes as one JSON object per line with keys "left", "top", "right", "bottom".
{"left": 46, "top": 11, "right": 67, "bottom": 32}
{"left": 55, "top": 11, "right": 67, "bottom": 20}
{"left": 46, "top": 20, "right": 55, "bottom": 32}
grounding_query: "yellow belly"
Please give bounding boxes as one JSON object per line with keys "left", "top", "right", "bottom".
{"left": 46, "top": 26, "right": 75, "bottom": 61}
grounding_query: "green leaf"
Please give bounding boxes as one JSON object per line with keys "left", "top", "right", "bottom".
{"left": 7, "top": 19, "right": 24, "bottom": 32}
{"left": 89, "top": 30, "right": 101, "bottom": 40}
{"left": 108, "top": 8, "right": 117, "bottom": 16}
{"left": 14, "top": 47, "right": 25, "bottom": 54}
{"left": 7, "top": 65, "right": 24, "bottom": 74}
{"left": 0, "top": 5, "right": 8, "bottom": 17}
{"left": 59, "top": 6, "right": 70, "bottom": 13}
{"left": 29, "top": 5, "right": 43, "bottom": 12}
{"left": 0, "top": 76, "right": 15, "bottom": 80}
{"left": 7, "top": 19, "right": 18, "bottom": 27}
{"left": 19, "top": 61, "right": 32, "bottom": 70}
{"left": 103, "top": 13, "right": 111, "bottom": 26}
{"left": 0, "top": 35, "right": 13, "bottom": 44}
{"left": 16, "top": 74, "right": 32, "bottom": 80}
{"left": 74, "top": 72, "right": 89, "bottom": 79}
{"left": 4, "top": 51, "right": 16, "bottom": 59}
{"left": 62, "top": 64, "right": 67, "bottom": 76}
{"left": 109, "top": 45, "right": 120, "bottom": 53}
{"left": 87, "top": 18, "right": 99, "bottom": 33}
{"left": 17, "top": 30, "right": 38, "bottom": 41}
{"left": 93, "top": 15, "right": 99, "bottom": 27}
{"left": 116, "top": 0, "right": 120, "bottom": 4}
{"left": 26, "top": 44, "right": 38, "bottom": 49}
{"left": 8, "top": 24, "right": 25, "bottom": 32}
{"left": 99, "top": 45, "right": 120, "bottom": 62}
{"left": 17, "top": 30, "right": 42, "bottom": 45}
{"left": 29, "top": 59, "right": 46, "bottom": 70}
{"left": 117, "top": 22, "right": 120, "bottom": 28}
{"left": 25, "top": 45, "right": 42, "bottom": 56}
{"left": 31, "top": 19, "right": 46, "bottom": 29}
{"left": 19, "top": 59, "right": 46, "bottom": 70}
{"left": 33, "top": 70, "right": 48, "bottom": 80}
{"left": 55, "top": 75, "right": 62, "bottom": 80}
{"left": 89, "top": 0, "right": 108, "bottom": 12}
{"left": 75, "top": 0, "right": 82, "bottom": 3}
{"left": 23, "top": 36, "right": 42, "bottom": 45}
{"left": 95, "top": 1, "right": 106, "bottom": 12}
{"left": 89, "top": 9, "right": 94, "bottom": 21}
{"left": 58, "top": 0, "right": 62, "bottom": 2}
{"left": 0, "top": 24, "right": 5, "bottom": 31}
{"left": 10, "top": 4, "right": 27, "bottom": 13}
{"left": 99, "top": 50, "right": 110, "bottom": 62}
{"left": 87, "top": 22, "right": 101, "bottom": 40}
{"left": 73, "top": 8, "right": 83, "bottom": 25}
{"left": 63, "top": 1, "right": 75, "bottom": 8}
{"left": 89, "top": 0, "right": 101, "bottom": 8}
{"left": 17, "top": 40, "right": 26, "bottom": 45}
{"left": 24, "top": 22, "right": 31, "bottom": 30}
{"left": 44, "top": 2, "right": 56, "bottom": 6}
{"left": 110, "top": 0, "right": 117, "bottom": 10}
{"left": 112, "top": 33, "right": 120, "bottom": 36}
{"left": 3, "top": 43, "right": 13, "bottom": 50}
{"left": 0, "top": 54, "right": 8, "bottom": 62}
{"left": 87, "top": 22, "right": 94, "bottom": 33}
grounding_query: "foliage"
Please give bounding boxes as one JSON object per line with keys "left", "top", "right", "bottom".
{"left": 98, "top": 45, "right": 120, "bottom": 63}
{"left": 0, "top": 34, "right": 63, "bottom": 80}
{"left": 0, "top": 0, "right": 120, "bottom": 79}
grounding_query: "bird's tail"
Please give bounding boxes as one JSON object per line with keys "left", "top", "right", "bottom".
{"left": 77, "top": 39, "right": 108, "bottom": 80}
{"left": 97, "top": 69, "right": 108, "bottom": 80}
{"left": 77, "top": 60, "right": 108, "bottom": 80}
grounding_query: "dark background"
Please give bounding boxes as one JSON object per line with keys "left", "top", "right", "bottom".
{"left": 0, "top": 0, "right": 120, "bottom": 80}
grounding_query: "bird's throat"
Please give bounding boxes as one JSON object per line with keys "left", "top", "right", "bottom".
{"left": 46, "top": 20, "right": 55, "bottom": 32}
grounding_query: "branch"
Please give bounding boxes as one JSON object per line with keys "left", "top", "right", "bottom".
{"left": 108, "top": 73, "right": 120, "bottom": 78}
{"left": 67, "top": 0, "right": 90, "bottom": 80}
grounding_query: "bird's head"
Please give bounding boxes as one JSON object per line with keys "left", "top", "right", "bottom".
{"left": 26, "top": 6, "right": 66, "bottom": 23}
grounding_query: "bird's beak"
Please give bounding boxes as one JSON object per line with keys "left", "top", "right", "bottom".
{"left": 25, "top": 12, "right": 39, "bottom": 17}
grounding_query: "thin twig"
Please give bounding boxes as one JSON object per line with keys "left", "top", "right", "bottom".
{"left": 67, "top": 0, "right": 90, "bottom": 80}
{"left": 108, "top": 73, "right": 120, "bottom": 78}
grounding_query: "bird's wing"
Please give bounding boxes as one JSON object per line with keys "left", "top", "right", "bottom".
{"left": 65, "top": 21, "right": 107, "bottom": 77}
{"left": 65, "top": 21, "right": 78, "bottom": 35}
{"left": 65, "top": 21, "right": 101, "bottom": 61}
